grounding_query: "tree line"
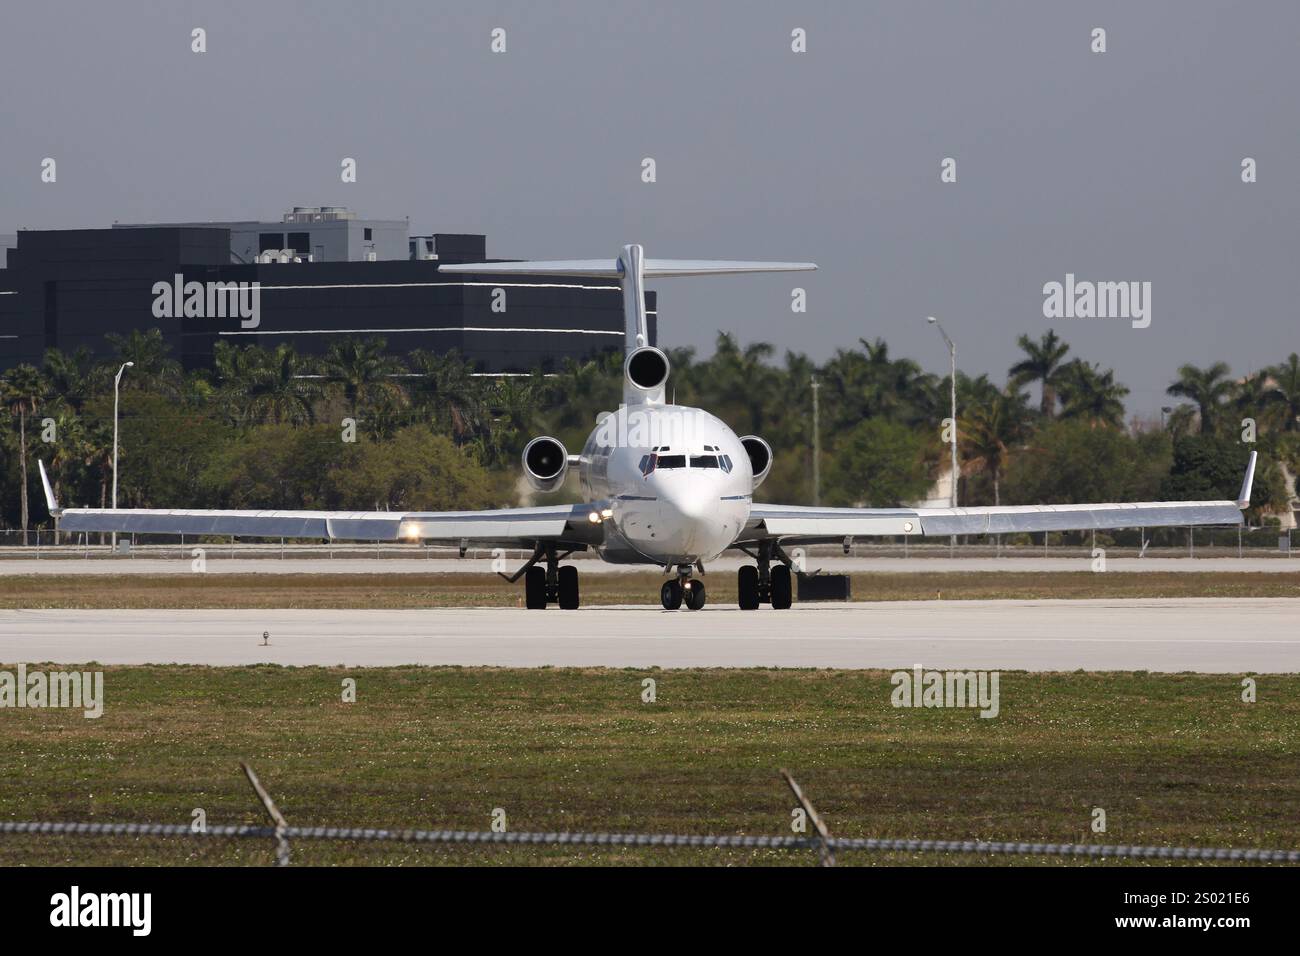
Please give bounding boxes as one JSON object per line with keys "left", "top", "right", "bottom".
{"left": 0, "top": 327, "right": 1296, "bottom": 540}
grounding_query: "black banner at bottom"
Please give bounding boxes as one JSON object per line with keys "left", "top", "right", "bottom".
{"left": 0, "top": 865, "right": 1286, "bottom": 942}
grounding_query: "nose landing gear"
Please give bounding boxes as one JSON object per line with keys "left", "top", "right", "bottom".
{"left": 662, "top": 565, "right": 706, "bottom": 610}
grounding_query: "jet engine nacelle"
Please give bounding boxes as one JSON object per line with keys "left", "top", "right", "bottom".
{"left": 624, "top": 346, "right": 671, "bottom": 395}
{"left": 522, "top": 436, "right": 569, "bottom": 492}
{"left": 740, "top": 435, "right": 773, "bottom": 490}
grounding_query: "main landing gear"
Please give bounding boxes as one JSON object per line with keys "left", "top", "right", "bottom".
{"left": 736, "top": 542, "right": 792, "bottom": 610}
{"left": 661, "top": 565, "right": 706, "bottom": 610}
{"left": 504, "top": 544, "right": 580, "bottom": 610}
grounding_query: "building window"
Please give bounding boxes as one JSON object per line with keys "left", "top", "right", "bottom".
{"left": 287, "top": 232, "right": 310, "bottom": 254}
{"left": 363, "top": 228, "right": 373, "bottom": 241}
{"left": 259, "top": 232, "right": 284, "bottom": 252}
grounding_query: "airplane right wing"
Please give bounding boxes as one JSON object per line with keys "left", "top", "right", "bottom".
{"left": 39, "top": 461, "right": 604, "bottom": 549}
{"left": 737, "top": 452, "right": 1257, "bottom": 546}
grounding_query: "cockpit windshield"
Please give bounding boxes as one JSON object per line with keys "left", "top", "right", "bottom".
{"left": 639, "top": 450, "right": 732, "bottom": 475}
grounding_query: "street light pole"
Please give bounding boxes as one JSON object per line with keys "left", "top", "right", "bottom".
{"left": 111, "top": 361, "right": 134, "bottom": 549}
{"left": 927, "top": 317, "right": 958, "bottom": 508}
{"left": 811, "top": 375, "right": 821, "bottom": 506}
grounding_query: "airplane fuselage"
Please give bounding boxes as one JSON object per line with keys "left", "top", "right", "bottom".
{"left": 578, "top": 403, "right": 753, "bottom": 566}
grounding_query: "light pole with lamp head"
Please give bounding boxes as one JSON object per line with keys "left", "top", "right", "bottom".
{"left": 111, "top": 361, "right": 133, "bottom": 549}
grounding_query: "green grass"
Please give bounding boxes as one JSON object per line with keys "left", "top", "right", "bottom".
{"left": 1, "top": 666, "right": 1296, "bottom": 866}
{"left": 0, "top": 571, "right": 1297, "bottom": 608}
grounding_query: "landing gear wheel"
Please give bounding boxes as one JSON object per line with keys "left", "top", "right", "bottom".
{"left": 558, "top": 565, "right": 580, "bottom": 610}
{"left": 770, "top": 564, "right": 792, "bottom": 609}
{"left": 737, "top": 565, "right": 760, "bottom": 610}
{"left": 660, "top": 579, "right": 683, "bottom": 610}
{"left": 684, "top": 579, "right": 706, "bottom": 611}
{"left": 525, "top": 566, "right": 547, "bottom": 609}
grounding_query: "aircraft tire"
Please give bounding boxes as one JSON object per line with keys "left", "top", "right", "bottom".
{"left": 737, "top": 566, "right": 760, "bottom": 610}
{"left": 525, "top": 566, "right": 547, "bottom": 609}
{"left": 558, "top": 565, "right": 580, "bottom": 609}
{"left": 770, "top": 564, "right": 793, "bottom": 609}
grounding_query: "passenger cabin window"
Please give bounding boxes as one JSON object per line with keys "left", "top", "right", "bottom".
{"left": 689, "top": 455, "right": 720, "bottom": 469}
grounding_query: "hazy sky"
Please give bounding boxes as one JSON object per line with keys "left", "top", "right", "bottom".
{"left": 2, "top": 1, "right": 1297, "bottom": 415}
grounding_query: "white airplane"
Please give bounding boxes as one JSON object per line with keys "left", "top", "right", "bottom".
{"left": 39, "top": 244, "right": 1257, "bottom": 611}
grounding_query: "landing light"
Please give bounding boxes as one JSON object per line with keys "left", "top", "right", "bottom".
{"left": 588, "top": 512, "right": 602, "bottom": 524}
{"left": 601, "top": 508, "right": 613, "bottom": 519}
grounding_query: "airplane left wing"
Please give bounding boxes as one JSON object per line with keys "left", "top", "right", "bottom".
{"left": 39, "top": 462, "right": 604, "bottom": 549}
{"left": 738, "top": 452, "right": 1256, "bottom": 546}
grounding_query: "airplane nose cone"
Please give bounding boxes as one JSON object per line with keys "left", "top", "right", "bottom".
{"left": 659, "top": 483, "right": 712, "bottom": 522}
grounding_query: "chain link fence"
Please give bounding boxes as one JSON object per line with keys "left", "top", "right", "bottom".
{"left": 3, "top": 768, "right": 1296, "bottom": 867}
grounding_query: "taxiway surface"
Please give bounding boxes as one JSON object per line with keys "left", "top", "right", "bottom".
{"left": 1, "top": 598, "right": 1294, "bottom": 672}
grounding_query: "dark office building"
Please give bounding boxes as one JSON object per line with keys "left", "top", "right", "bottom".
{"left": 0, "top": 215, "right": 655, "bottom": 373}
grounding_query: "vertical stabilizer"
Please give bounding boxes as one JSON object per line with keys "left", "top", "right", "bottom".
{"left": 620, "top": 243, "right": 648, "bottom": 354}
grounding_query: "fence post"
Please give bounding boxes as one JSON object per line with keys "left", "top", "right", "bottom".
{"left": 780, "top": 769, "right": 835, "bottom": 867}
{"left": 242, "top": 762, "right": 291, "bottom": 866}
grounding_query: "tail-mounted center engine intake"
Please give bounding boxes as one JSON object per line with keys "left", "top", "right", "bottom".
{"left": 740, "top": 435, "right": 773, "bottom": 490}
{"left": 522, "top": 436, "right": 569, "bottom": 492}
{"left": 624, "top": 346, "right": 670, "bottom": 394}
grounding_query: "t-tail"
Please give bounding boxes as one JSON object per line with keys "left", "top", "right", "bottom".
{"left": 439, "top": 245, "right": 816, "bottom": 405}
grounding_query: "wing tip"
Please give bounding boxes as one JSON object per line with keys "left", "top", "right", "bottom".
{"left": 1236, "top": 450, "right": 1258, "bottom": 510}
{"left": 37, "top": 460, "right": 61, "bottom": 516}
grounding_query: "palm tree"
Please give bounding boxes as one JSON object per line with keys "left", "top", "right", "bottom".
{"left": 42, "top": 346, "right": 106, "bottom": 412}
{"left": 41, "top": 406, "right": 88, "bottom": 544}
{"left": 705, "top": 333, "right": 777, "bottom": 434}
{"left": 1231, "top": 370, "right": 1286, "bottom": 435}
{"left": 859, "top": 338, "right": 933, "bottom": 425}
{"left": 242, "top": 343, "right": 320, "bottom": 425}
{"left": 1058, "top": 360, "right": 1130, "bottom": 428}
{"left": 105, "top": 328, "right": 183, "bottom": 393}
{"left": 482, "top": 375, "right": 545, "bottom": 467}
{"left": 1009, "top": 330, "right": 1071, "bottom": 417}
{"left": 959, "top": 387, "right": 1031, "bottom": 505}
{"left": 1166, "top": 362, "right": 1234, "bottom": 436}
{"left": 319, "top": 337, "right": 409, "bottom": 418}
{"left": 209, "top": 341, "right": 264, "bottom": 424}
{"left": 408, "top": 348, "right": 486, "bottom": 440}
{"left": 1269, "top": 353, "right": 1300, "bottom": 432}
{"left": 2, "top": 364, "right": 47, "bottom": 544}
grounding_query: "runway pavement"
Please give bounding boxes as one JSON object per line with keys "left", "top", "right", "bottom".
{"left": 0, "top": 556, "right": 1296, "bottom": 575}
{"left": 1, "top": 598, "right": 1295, "bottom": 672}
